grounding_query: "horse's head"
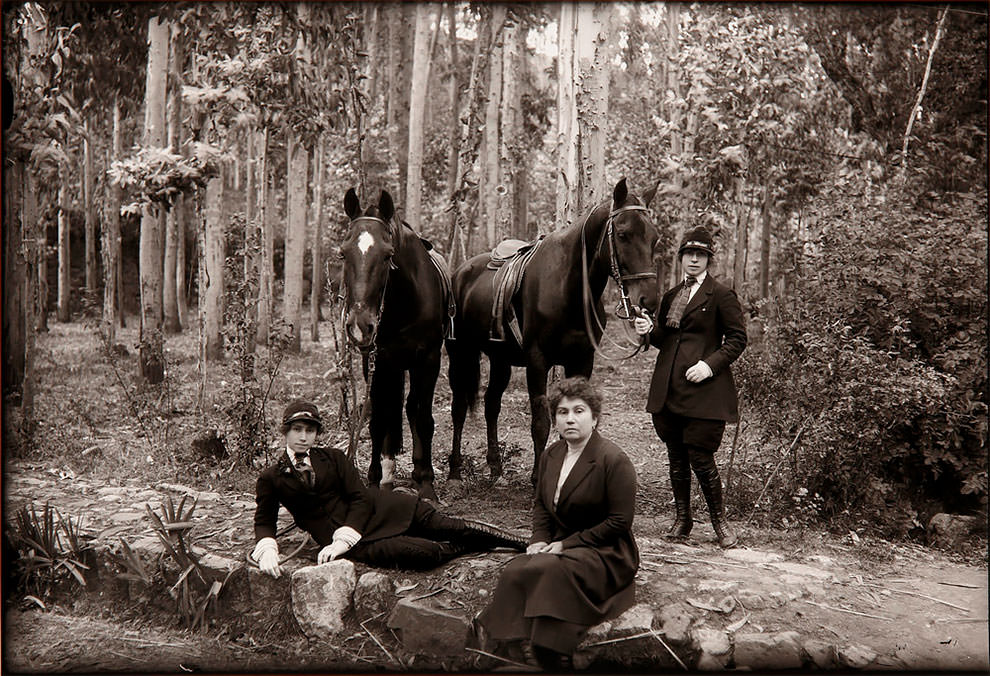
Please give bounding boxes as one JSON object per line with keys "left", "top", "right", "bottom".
{"left": 339, "top": 188, "right": 398, "bottom": 350}
{"left": 607, "top": 178, "right": 661, "bottom": 315}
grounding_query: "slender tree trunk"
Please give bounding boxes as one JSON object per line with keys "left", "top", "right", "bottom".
{"left": 443, "top": 1, "right": 460, "bottom": 259}
{"left": 482, "top": 9, "right": 506, "bottom": 249}
{"left": 365, "top": 4, "right": 381, "bottom": 102}
{"left": 666, "top": 3, "right": 684, "bottom": 289}
{"left": 576, "top": 3, "right": 612, "bottom": 208}
{"left": 83, "top": 124, "right": 97, "bottom": 295}
{"left": 758, "top": 184, "right": 771, "bottom": 298}
{"left": 163, "top": 21, "right": 184, "bottom": 333}
{"left": 310, "top": 135, "right": 325, "bottom": 342}
{"left": 102, "top": 100, "right": 122, "bottom": 343}
{"left": 3, "top": 158, "right": 27, "bottom": 399}
{"left": 256, "top": 127, "right": 272, "bottom": 346}
{"left": 284, "top": 132, "right": 309, "bottom": 353}
{"left": 56, "top": 160, "right": 71, "bottom": 322}
{"left": 406, "top": 2, "right": 436, "bottom": 231}
{"left": 203, "top": 165, "right": 225, "bottom": 360}
{"left": 244, "top": 129, "right": 257, "bottom": 354}
{"left": 556, "top": 3, "right": 579, "bottom": 229}
{"left": 386, "top": 4, "right": 414, "bottom": 204}
{"left": 139, "top": 15, "right": 169, "bottom": 382}
{"left": 732, "top": 177, "right": 748, "bottom": 291}
{"left": 503, "top": 24, "right": 527, "bottom": 237}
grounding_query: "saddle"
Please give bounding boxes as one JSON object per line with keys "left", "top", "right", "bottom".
{"left": 425, "top": 245, "right": 456, "bottom": 340}
{"left": 488, "top": 236, "right": 544, "bottom": 344}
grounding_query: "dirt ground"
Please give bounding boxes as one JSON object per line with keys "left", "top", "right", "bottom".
{"left": 2, "top": 319, "right": 987, "bottom": 672}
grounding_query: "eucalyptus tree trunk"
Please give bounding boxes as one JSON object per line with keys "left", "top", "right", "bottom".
{"left": 163, "top": 20, "right": 184, "bottom": 333}
{"left": 758, "top": 184, "right": 772, "bottom": 299}
{"left": 83, "top": 124, "right": 97, "bottom": 295}
{"left": 56, "top": 160, "right": 71, "bottom": 323}
{"left": 284, "top": 132, "right": 309, "bottom": 353}
{"left": 138, "top": 15, "right": 169, "bottom": 383}
{"left": 732, "top": 177, "right": 749, "bottom": 292}
{"left": 405, "top": 2, "right": 436, "bottom": 231}
{"left": 575, "top": 2, "right": 612, "bottom": 209}
{"left": 482, "top": 8, "right": 507, "bottom": 249}
{"left": 310, "top": 136, "right": 325, "bottom": 342}
{"left": 244, "top": 130, "right": 257, "bottom": 354}
{"left": 502, "top": 24, "right": 528, "bottom": 238}
{"left": 443, "top": 2, "right": 460, "bottom": 259}
{"left": 202, "top": 165, "right": 225, "bottom": 361}
{"left": 386, "top": 4, "right": 414, "bottom": 204}
{"left": 255, "top": 127, "right": 272, "bottom": 346}
{"left": 666, "top": 3, "right": 684, "bottom": 288}
{"left": 555, "top": 3, "right": 579, "bottom": 230}
{"left": 102, "top": 98, "right": 122, "bottom": 342}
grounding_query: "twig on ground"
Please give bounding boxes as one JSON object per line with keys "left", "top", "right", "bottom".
{"left": 408, "top": 587, "right": 445, "bottom": 602}
{"left": 464, "top": 647, "right": 531, "bottom": 669}
{"left": 801, "top": 599, "right": 892, "bottom": 621}
{"left": 934, "top": 617, "right": 988, "bottom": 624}
{"left": 865, "top": 584, "right": 970, "bottom": 612}
{"left": 937, "top": 581, "right": 983, "bottom": 589}
{"left": 650, "top": 630, "right": 689, "bottom": 670}
{"left": 585, "top": 630, "right": 655, "bottom": 647}
{"left": 360, "top": 617, "right": 400, "bottom": 666}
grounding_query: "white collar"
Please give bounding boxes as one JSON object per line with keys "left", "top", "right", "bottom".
{"left": 687, "top": 270, "right": 708, "bottom": 286}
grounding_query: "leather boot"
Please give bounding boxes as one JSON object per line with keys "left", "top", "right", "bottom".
{"left": 531, "top": 644, "right": 573, "bottom": 672}
{"left": 690, "top": 448, "right": 738, "bottom": 548}
{"left": 666, "top": 447, "right": 693, "bottom": 539}
{"left": 461, "top": 519, "right": 527, "bottom": 552}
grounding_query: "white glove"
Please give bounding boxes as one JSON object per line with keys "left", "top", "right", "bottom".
{"left": 633, "top": 315, "right": 654, "bottom": 335}
{"left": 685, "top": 360, "right": 713, "bottom": 383}
{"left": 318, "top": 540, "right": 351, "bottom": 564}
{"left": 526, "top": 541, "right": 548, "bottom": 555}
{"left": 252, "top": 537, "right": 281, "bottom": 578}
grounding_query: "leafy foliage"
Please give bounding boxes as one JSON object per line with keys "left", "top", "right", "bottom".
{"left": 737, "top": 178, "right": 988, "bottom": 537}
{"left": 9, "top": 503, "right": 94, "bottom": 601}
{"left": 108, "top": 144, "right": 219, "bottom": 213}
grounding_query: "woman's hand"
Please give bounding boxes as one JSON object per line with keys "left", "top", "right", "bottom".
{"left": 318, "top": 540, "right": 350, "bottom": 564}
{"left": 633, "top": 311, "right": 654, "bottom": 336}
{"left": 527, "top": 541, "right": 563, "bottom": 555}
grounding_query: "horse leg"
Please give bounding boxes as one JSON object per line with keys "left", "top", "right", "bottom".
{"left": 406, "top": 354, "right": 440, "bottom": 503}
{"left": 484, "top": 357, "right": 512, "bottom": 482}
{"left": 369, "top": 366, "right": 402, "bottom": 490}
{"left": 526, "top": 359, "right": 552, "bottom": 486}
{"left": 446, "top": 341, "right": 480, "bottom": 485}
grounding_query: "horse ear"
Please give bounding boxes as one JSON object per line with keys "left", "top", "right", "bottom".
{"left": 378, "top": 190, "right": 395, "bottom": 222}
{"left": 643, "top": 179, "right": 660, "bottom": 208}
{"left": 612, "top": 177, "right": 628, "bottom": 207}
{"left": 344, "top": 188, "right": 361, "bottom": 221}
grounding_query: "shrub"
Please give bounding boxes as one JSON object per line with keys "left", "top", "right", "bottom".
{"left": 737, "top": 181, "right": 987, "bottom": 537}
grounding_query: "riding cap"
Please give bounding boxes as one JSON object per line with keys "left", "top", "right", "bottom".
{"left": 678, "top": 226, "right": 716, "bottom": 256}
{"left": 281, "top": 399, "right": 323, "bottom": 431}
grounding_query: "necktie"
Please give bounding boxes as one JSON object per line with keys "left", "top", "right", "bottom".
{"left": 294, "top": 452, "right": 314, "bottom": 488}
{"left": 665, "top": 276, "right": 697, "bottom": 328}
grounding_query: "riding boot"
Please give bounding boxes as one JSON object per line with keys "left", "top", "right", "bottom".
{"left": 531, "top": 644, "right": 573, "bottom": 672}
{"left": 689, "top": 447, "right": 738, "bottom": 548}
{"left": 460, "top": 519, "right": 528, "bottom": 552}
{"left": 666, "top": 446, "right": 693, "bottom": 539}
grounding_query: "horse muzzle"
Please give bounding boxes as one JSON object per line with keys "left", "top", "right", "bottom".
{"left": 345, "top": 309, "right": 378, "bottom": 350}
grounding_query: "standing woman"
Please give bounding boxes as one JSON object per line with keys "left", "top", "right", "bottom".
{"left": 475, "top": 377, "right": 639, "bottom": 670}
{"left": 634, "top": 226, "right": 747, "bottom": 548}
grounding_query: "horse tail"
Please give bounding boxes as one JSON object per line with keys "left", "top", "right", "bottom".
{"left": 446, "top": 339, "right": 480, "bottom": 412}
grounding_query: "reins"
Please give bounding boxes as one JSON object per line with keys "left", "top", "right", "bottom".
{"left": 579, "top": 203, "right": 655, "bottom": 361}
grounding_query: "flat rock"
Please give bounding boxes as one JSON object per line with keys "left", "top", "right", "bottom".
{"left": 658, "top": 602, "right": 695, "bottom": 645}
{"left": 693, "top": 627, "right": 730, "bottom": 670}
{"left": 291, "top": 561, "right": 356, "bottom": 639}
{"left": 837, "top": 643, "right": 878, "bottom": 669}
{"left": 354, "top": 571, "right": 393, "bottom": 619}
{"left": 733, "top": 631, "right": 803, "bottom": 670}
{"left": 387, "top": 597, "right": 471, "bottom": 656}
{"left": 611, "top": 603, "right": 655, "bottom": 633}
{"left": 802, "top": 638, "right": 837, "bottom": 669}
{"left": 723, "top": 549, "right": 782, "bottom": 564}
{"left": 767, "top": 560, "right": 836, "bottom": 581}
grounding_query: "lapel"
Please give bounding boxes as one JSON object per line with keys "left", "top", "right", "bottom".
{"left": 543, "top": 442, "right": 566, "bottom": 510}
{"left": 682, "top": 274, "right": 714, "bottom": 319}
{"left": 555, "top": 431, "right": 601, "bottom": 509}
{"left": 278, "top": 450, "right": 312, "bottom": 491}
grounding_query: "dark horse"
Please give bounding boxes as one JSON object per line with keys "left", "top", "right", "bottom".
{"left": 447, "top": 178, "right": 660, "bottom": 484}
{"left": 339, "top": 188, "right": 450, "bottom": 502}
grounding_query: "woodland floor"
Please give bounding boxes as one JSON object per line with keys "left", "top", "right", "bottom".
{"left": 2, "top": 314, "right": 987, "bottom": 673}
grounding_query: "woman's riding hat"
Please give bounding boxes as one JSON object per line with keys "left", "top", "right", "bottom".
{"left": 281, "top": 399, "right": 323, "bottom": 431}
{"left": 678, "top": 226, "right": 716, "bottom": 256}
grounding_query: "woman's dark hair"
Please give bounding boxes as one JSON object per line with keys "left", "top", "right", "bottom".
{"left": 547, "top": 376, "right": 603, "bottom": 418}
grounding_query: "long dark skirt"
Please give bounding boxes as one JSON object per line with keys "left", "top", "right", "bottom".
{"left": 478, "top": 550, "right": 635, "bottom": 654}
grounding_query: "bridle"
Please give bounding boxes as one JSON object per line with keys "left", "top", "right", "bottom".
{"left": 580, "top": 202, "right": 658, "bottom": 359}
{"left": 339, "top": 215, "right": 398, "bottom": 358}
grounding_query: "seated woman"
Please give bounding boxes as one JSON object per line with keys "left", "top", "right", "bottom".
{"left": 251, "top": 400, "right": 525, "bottom": 577}
{"left": 475, "top": 377, "right": 640, "bottom": 670}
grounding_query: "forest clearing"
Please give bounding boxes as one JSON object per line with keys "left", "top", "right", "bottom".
{"left": 2, "top": 1, "right": 986, "bottom": 672}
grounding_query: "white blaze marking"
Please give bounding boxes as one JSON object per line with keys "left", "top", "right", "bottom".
{"left": 357, "top": 231, "right": 376, "bottom": 255}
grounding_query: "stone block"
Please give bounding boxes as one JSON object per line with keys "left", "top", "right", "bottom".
{"left": 612, "top": 603, "right": 655, "bottom": 633}
{"left": 724, "top": 549, "right": 783, "bottom": 564}
{"left": 733, "top": 631, "right": 803, "bottom": 670}
{"left": 658, "top": 602, "right": 696, "bottom": 645}
{"left": 291, "top": 560, "right": 356, "bottom": 639}
{"left": 767, "top": 560, "right": 836, "bottom": 581}
{"left": 354, "top": 571, "right": 393, "bottom": 620}
{"left": 387, "top": 597, "right": 471, "bottom": 656}
{"left": 837, "top": 643, "right": 877, "bottom": 669}
{"left": 693, "top": 627, "right": 730, "bottom": 671}
{"left": 928, "top": 513, "right": 985, "bottom": 551}
{"left": 802, "top": 638, "right": 837, "bottom": 669}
